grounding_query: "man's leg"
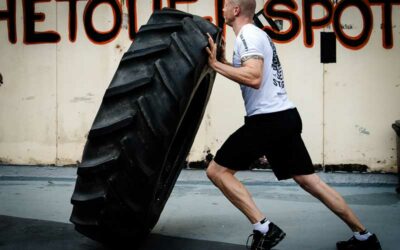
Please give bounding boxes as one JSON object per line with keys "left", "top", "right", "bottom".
{"left": 292, "top": 173, "right": 365, "bottom": 232}
{"left": 206, "top": 160, "right": 287, "bottom": 249}
{"left": 206, "top": 160, "right": 264, "bottom": 224}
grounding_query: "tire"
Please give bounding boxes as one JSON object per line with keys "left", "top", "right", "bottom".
{"left": 69, "top": 8, "right": 222, "bottom": 246}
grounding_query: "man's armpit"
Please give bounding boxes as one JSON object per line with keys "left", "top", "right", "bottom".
{"left": 241, "top": 55, "right": 264, "bottom": 64}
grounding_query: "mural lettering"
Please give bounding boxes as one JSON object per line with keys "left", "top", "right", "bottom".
{"left": 23, "top": 0, "right": 61, "bottom": 44}
{"left": 0, "top": 0, "right": 399, "bottom": 49}
{"left": 369, "top": 0, "right": 399, "bottom": 49}
{"left": 56, "top": 0, "right": 78, "bottom": 42}
{"left": 0, "top": 0, "right": 16, "bottom": 43}
{"left": 258, "top": 0, "right": 400, "bottom": 49}
{"left": 83, "top": 0, "right": 122, "bottom": 44}
{"left": 0, "top": 0, "right": 225, "bottom": 44}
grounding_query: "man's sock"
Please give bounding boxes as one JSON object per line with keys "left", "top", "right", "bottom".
{"left": 354, "top": 230, "right": 373, "bottom": 241}
{"left": 253, "top": 218, "right": 270, "bottom": 235}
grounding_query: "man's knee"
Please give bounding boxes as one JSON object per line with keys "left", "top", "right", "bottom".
{"left": 293, "top": 174, "right": 321, "bottom": 192}
{"left": 206, "top": 161, "right": 218, "bottom": 181}
{"left": 206, "top": 160, "right": 232, "bottom": 182}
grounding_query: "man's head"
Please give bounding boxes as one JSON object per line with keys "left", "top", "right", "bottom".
{"left": 223, "top": 0, "right": 256, "bottom": 26}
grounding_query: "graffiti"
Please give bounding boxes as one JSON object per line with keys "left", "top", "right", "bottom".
{"left": 83, "top": 0, "right": 122, "bottom": 44}
{"left": 0, "top": 0, "right": 399, "bottom": 49}
{"left": 0, "top": 0, "right": 16, "bottom": 43}
{"left": 256, "top": 0, "right": 400, "bottom": 50}
{"left": 0, "top": 0, "right": 225, "bottom": 44}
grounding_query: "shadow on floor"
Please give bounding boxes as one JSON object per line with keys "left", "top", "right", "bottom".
{"left": 0, "top": 215, "right": 245, "bottom": 250}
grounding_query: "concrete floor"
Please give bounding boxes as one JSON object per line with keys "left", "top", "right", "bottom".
{"left": 0, "top": 166, "right": 399, "bottom": 249}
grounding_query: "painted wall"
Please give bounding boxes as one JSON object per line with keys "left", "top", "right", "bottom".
{"left": 0, "top": 0, "right": 399, "bottom": 172}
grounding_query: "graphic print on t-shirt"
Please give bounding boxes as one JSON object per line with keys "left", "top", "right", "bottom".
{"left": 267, "top": 35, "right": 284, "bottom": 89}
{"left": 240, "top": 33, "right": 249, "bottom": 52}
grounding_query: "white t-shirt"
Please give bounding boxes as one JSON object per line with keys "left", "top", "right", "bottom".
{"left": 233, "top": 24, "right": 295, "bottom": 116}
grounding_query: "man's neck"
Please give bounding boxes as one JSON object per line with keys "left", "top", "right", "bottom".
{"left": 232, "top": 17, "right": 253, "bottom": 36}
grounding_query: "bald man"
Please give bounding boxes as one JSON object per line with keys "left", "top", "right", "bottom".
{"left": 206, "top": 0, "right": 381, "bottom": 249}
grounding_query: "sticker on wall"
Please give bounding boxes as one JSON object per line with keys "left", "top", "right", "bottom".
{"left": 321, "top": 32, "right": 337, "bottom": 63}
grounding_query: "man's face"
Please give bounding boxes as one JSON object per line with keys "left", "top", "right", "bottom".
{"left": 223, "top": 0, "right": 238, "bottom": 26}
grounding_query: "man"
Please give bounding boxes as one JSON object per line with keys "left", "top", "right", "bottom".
{"left": 205, "top": 0, "right": 382, "bottom": 249}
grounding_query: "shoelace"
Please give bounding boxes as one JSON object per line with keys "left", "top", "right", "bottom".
{"left": 246, "top": 233, "right": 269, "bottom": 250}
{"left": 246, "top": 233, "right": 255, "bottom": 250}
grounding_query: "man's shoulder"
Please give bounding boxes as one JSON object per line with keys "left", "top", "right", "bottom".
{"left": 237, "top": 24, "right": 270, "bottom": 51}
{"left": 240, "top": 24, "right": 269, "bottom": 44}
{"left": 242, "top": 24, "right": 266, "bottom": 36}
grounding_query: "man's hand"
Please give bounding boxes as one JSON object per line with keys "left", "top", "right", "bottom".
{"left": 206, "top": 33, "right": 218, "bottom": 70}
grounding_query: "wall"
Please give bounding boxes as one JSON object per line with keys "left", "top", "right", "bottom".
{"left": 0, "top": 0, "right": 399, "bottom": 172}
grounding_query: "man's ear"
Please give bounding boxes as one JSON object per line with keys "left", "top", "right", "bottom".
{"left": 234, "top": 6, "right": 240, "bottom": 16}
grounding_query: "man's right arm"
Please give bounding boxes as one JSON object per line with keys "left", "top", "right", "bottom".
{"left": 210, "top": 58, "right": 263, "bottom": 89}
{"left": 206, "top": 34, "right": 263, "bottom": 89}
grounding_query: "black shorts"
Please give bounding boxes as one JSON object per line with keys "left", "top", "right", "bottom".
{"left": 214, "top": 108, "right": 315, "bottom": 180}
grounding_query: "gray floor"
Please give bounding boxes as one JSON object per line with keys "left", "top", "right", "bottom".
{"left": 0, "top": 166, "right": 399, "bottom": 249}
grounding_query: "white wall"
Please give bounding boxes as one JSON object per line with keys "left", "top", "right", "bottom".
{"left": 0, "top": 0, "right": 399, "bottom": 172}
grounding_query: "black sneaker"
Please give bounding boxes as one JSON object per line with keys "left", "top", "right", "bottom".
{"left": 247, "top": 223, "right": 286, "bottom": 250}
{"left": 336, "top": 234, "right": 382, "bottom": 250}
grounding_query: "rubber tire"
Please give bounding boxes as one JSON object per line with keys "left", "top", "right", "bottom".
{"left": 69, "top": 8, "right": 222, "bottom": 247}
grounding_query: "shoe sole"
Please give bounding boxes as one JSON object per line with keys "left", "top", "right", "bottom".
{"left": 337, "top": 246, "right": 382, "bottom": 250}
{"left": 337, "top": 242, "right": 382, "bottom": 250}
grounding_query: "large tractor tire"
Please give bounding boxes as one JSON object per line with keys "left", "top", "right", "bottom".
{"left": 69, "top": 8, "right": 222, "bottom": 246}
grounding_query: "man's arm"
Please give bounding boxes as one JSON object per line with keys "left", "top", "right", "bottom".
{"left": 206, "top": 34, "right": 263, "bottom": 89}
